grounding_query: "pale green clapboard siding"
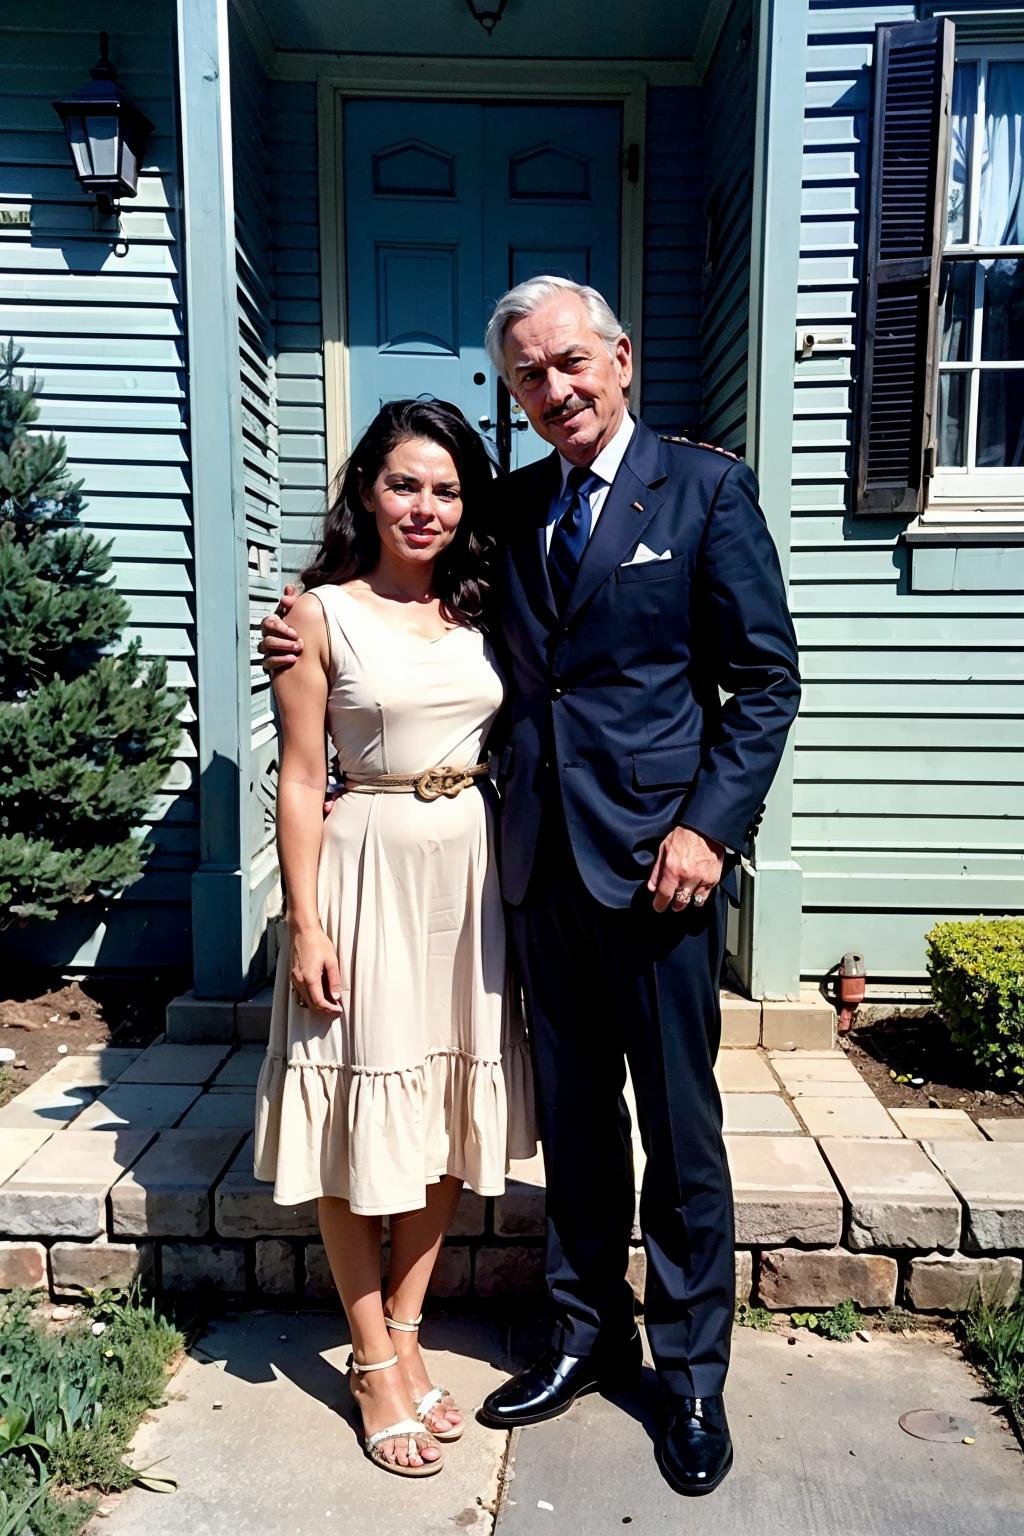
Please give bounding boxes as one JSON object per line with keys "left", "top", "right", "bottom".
{"left": 698, "top": 0, "right": 756, "bottom": 454}
{"left": 0, "top": 0, "right": 193, "bottom": 968}
{"left": 270, "top": 81, "right": 327, "bottom": 584}
{"left": 639, "top": 87, "right": 704, "bottom": 432}
{"left": 791, "top": 0, "right": 1024, "bottom": 983}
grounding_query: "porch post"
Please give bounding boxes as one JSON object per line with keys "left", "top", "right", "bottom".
{"left": 176, "top": 0, "right": 252, "bottom": 997}
{"left": 738, "top": 0, "right": 809, "bottom": 999}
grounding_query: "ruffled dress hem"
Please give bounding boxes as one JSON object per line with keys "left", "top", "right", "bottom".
{"left": 253, "top": 1037, "right": 536, "bottom": 1215}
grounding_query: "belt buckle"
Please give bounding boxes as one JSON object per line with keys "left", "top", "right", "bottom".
{"left": 415, "top": 766, "right": 468, "bottom": 801}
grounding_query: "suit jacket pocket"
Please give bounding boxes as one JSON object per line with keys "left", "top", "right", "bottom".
{"left": 632, "top": 743, "right": 702, "bottom": 789}
{"left": 615, "top": 554, "right": 689, "bottom": 585}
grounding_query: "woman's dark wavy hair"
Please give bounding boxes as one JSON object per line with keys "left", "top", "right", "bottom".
{"left": 300, "top": 398, "right": 495, "bottom": 628}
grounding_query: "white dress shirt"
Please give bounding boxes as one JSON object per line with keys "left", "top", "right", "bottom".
{"left": 545, "top": 410, "right": 637, "bottom": 551}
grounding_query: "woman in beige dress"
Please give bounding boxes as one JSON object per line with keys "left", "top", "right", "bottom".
{"left": 253, "top": 399, "right": 534, "bottom": 1478}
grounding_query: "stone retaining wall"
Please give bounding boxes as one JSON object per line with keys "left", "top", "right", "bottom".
{"left": 1, "top": 1032, "right": 1022, "bottom": 1320}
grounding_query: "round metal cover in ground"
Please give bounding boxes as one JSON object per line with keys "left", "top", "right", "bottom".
{"left": 898, "top": 1409, "right": 977, "bottom": 1443}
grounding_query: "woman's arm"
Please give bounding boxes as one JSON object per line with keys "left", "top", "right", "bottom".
{"left": 272, "top": 591, "right": 343, "bottom": 1015}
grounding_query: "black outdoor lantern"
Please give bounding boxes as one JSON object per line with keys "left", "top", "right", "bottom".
{"left": 464, "top": 0, "right": 509, "bottom": 34}
{"left": 52, "top": 33, "right": 154, "bottom": 216}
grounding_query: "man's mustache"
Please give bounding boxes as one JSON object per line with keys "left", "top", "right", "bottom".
{"left": 542, "top": 398, "right": 592, "bottom": 425}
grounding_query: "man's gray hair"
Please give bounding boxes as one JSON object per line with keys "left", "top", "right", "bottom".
{"left": 484, "top": 275, "right": 626, "bottom": 384}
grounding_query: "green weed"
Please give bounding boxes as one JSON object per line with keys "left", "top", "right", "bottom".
{"left": 735, "top": 1303, "right": 775, "bottom": 1331}
{"left": 790, "top": 1299, "right": 865, "bottom": 1342}
{"left": 878, "top": 1306, "right": 918, "bottom": 1335}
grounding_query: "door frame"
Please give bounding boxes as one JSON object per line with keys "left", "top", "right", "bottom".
{"left": 314, "top": 59, "right": 650, "bottom": 487}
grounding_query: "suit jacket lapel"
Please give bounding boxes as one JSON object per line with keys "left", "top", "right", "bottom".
{"left": 563, "top": 420, "right": 667, "bottom": 627}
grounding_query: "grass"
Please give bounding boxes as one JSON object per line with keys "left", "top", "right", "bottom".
{"left": 0, "top": 1283, "right": 185, "bottom": 1535}
{"left": 960, "top": 1292, "right": 1024, "bottom": 1430}
{"left": 790, "top": 1299, "right": 866, "bottom": 1342}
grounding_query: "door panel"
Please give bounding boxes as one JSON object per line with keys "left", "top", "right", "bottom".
{"left": 343, "top": 98, "right": 622, "bottom": 470}
{"left": 344, "top": 103, "right": 488, "bottom": 442}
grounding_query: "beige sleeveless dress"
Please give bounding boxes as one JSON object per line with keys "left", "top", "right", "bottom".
{"left": 253, "top": 583, "right": 535, "bottom": 1215}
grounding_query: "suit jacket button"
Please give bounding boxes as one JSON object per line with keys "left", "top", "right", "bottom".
{"left": 552, "top": 684, "right": 564, "bottom": 698}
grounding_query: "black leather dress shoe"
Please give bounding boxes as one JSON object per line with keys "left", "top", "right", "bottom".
{"left": 478, "top": 1331, "right": 642, "bottom": 1428}
{"left": 656, "top": 1395, "right": 733, "bottom": 1496}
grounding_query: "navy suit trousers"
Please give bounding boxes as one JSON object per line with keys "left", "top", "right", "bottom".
{"left": 510, "top": 786, "right": 735, "bottom": 1401}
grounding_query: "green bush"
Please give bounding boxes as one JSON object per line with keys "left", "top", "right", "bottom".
{"left": 926, "top": 918, "right": 1024, "bottom": 1087}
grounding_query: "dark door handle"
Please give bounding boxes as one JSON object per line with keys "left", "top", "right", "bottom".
{"left": 478, "top": 415, "right": 493, "bottom": 430}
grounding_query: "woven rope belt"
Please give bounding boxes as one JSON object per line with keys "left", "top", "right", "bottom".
{"left": 343, "top": 762, "right": 489, "bottom": 801}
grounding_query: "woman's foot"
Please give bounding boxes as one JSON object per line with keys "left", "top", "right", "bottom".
{"left": 386, "top": 1317, "right": 464, "bottom": 1438}
{"left": 349, "top": 1354, "right": 443, "bottom": 1471}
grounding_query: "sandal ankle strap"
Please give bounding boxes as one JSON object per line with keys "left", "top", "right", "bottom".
{"left": 349, "top": 1352, "right": 400, "bottom": 1375}
{"left": 384, "top": 1313, "right": 423, "bottom": 1333}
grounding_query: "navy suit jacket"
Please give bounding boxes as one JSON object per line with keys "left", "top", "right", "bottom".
{"left": 491, "top": 416, "right": 801, "bottom": 909}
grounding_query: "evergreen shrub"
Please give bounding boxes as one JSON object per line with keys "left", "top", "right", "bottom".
{"left": 0, "top": 340, "right": 183, "bottom": 926}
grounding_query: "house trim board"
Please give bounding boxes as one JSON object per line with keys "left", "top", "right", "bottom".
{"left": 737, "top": 0, "right": 810, "bottom": 1000}
{"left": 176, "top": 0, "right": 253, "bottom": 997}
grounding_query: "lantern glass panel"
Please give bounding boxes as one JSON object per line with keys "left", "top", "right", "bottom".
{"left": 119, "top": 141, "right": 138, "bottom": 191}
{"left": 64, "top": 117, "right": 94, "bottom": 182}
{"left": 86, "top": 115, "right": 120, "bottom": 179}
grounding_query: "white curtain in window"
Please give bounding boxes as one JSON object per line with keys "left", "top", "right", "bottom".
{"left": 979, "top": 63, "right": 1024, "bottom": 249}
{"left": 946, "top": 64, "right": 973, "bottom": 242}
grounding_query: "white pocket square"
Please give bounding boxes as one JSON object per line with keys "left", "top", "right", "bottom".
{"left": 622, "top": 543, "right": 672, "bottom": 566}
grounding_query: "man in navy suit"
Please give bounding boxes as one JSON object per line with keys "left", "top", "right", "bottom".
{"left": 473, "top": 277, "right": 799, "bottom": 1495}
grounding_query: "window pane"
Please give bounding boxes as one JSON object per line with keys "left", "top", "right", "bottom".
{"left": 981, "top": 257, "right": 1024, "bottom": 360}
{"left": 940, "top": 260, "right": 974, "bottom": 361}
{"left": 936, "top": 371, "right": 967, "bottom": 466}
{"left": 979, "top": 63, "right": 1024, "bottom": 247}
{"left": 977, "top": 371, "right": 1024, "bottom": 465}
{"left": 947, "top": 63, "right": 976, "bottom": 243}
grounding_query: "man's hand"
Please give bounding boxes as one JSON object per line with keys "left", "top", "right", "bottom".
{"left": 259, "top": 583, "right": 304, "bottom": 674}
{"left": 647, "top": 827, "right": 725, "bottom": 914}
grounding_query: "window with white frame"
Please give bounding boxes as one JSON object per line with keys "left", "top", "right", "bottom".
{"left": 934, "top": 45, "right": 1024, "bottom": 508}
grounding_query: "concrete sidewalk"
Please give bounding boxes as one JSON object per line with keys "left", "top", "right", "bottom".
{"left": 92, "top": 1313, "right": 1022, "bottom": 1536}
{"left": 500, "top": 1328, "right": 1022, "bottom": 1536}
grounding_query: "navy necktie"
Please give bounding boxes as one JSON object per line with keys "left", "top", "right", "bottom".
{"left": 548, "top": 466, "right": 598, "bottom": 614}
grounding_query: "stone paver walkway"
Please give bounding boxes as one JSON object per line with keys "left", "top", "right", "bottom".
{"left": 1, "top": 1037, "right": 1024, "bottom": 1310}
{"left": 88, "top": 1312, "right": 1023, "bottom": 1536}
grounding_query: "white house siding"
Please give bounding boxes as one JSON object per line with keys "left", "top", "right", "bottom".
{"left": 793, "top": 0, "right": 1024, "bottom": 983}
{"left": 0, "top": 0, "right": 194, "bottom": 968}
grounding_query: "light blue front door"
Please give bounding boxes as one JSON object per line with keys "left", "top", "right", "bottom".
{"left": 344, "top": 99, "right": 622, "bottom": 470}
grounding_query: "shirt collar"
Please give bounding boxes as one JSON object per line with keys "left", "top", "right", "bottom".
{"left": 557, "top": 409, "right": 636, "bottom": 494}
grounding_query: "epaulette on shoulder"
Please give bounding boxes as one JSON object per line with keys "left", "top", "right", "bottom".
{"left": 659, "top": 433, "right": 741, "bottom": 462}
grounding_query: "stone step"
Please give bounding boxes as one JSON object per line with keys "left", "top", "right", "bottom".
{"left": 169, "top": 984, "right": 837, "bottom": 1049}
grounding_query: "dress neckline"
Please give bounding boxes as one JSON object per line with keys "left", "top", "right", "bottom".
{"left": 334, "top": 583, "right": 465, "bottom": 646}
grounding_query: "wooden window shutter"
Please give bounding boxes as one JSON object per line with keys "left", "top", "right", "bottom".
{"left": 855, "top": 18, "right": 954, "bottom": 516}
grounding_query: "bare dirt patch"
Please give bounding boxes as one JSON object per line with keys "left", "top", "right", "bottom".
{"left": 844, "top": 1009, "right": 1024, "bottom": 1120}
{"left": 0, "top": 974, "right": 180, "bottom": 1103}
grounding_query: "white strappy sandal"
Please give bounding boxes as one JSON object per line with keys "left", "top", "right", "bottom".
{"left": 347, "top": 1352, "right": 444, "bottom": 1477}
{"left": 385, "top": 1313, "right": 465, "bottom": 1443}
